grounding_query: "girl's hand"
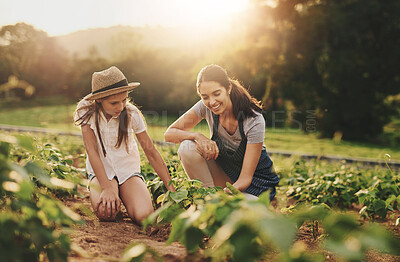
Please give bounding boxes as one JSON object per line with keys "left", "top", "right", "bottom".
{"left": 166, "top": 184, "right": 176, "bottom": 192}
{"left": 96, "top": 187, "right": 121, "bottom": 218}
{"left": 195, "top": 134, "right": 219, "bottom": 160}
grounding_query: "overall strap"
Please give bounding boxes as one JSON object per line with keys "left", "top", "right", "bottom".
{"left": 212, "top": 114, "right": 219, "bottom": 136}
{"left": 238, "top": 119, "right": 246, "bottom": 140}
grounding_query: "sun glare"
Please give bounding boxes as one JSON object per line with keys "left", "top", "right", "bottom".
{"left": 169, "top": 0, "right": 248, "bottom": 27}
{"left": 0, "top": 0, "right": 249, "bottom": 36}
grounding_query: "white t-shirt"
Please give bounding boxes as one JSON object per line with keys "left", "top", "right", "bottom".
{"left": 75, "top": 99, "right": 146, "bottom": 184}
{"left": 191, "top": 100, "right": 266, "bottom": 151}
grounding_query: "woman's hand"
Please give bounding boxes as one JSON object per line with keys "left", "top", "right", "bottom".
{"left": 195, "top": 133, "right": 219, "bottom": 160}
{"left": 95, "top": 187, "right": 121, "bottom": 218}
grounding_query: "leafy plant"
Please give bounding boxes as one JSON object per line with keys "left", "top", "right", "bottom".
{"left": 121, "top": 242, "right": 162, "bottom": 262}
{"left": 0, "top": 134, "right": 83, "bottom": 261}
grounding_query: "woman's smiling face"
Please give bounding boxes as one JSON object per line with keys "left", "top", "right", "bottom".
{"left": 198, "top": 81, "right": 232, "bottom": 115}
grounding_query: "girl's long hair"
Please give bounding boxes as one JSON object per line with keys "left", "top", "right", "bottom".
{"left": 74, "top": 99, "right": 132, "bottom": 157}
{"left": 196, "top": 64, "right": 262, "bottom": 121}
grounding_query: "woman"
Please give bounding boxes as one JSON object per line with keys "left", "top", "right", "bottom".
{"left": 164, "top": 64, "right": 279, "bottom": 199}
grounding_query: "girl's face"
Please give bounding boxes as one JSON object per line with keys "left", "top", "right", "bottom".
{"left": 98, "top": 91, "right": 128, "bottom": 119}
{"left": 198, "top": 81, "right": 232, "bottom": 115}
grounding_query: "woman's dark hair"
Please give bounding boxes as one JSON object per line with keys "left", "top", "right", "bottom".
{"left": 196, "top": 64, "right": 262, "bottom": 121}
{"left": 74, "top": 98, "right": 130, "bottom": 157}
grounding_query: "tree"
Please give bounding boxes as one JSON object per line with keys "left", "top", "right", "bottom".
{"left": 275, "top": 0, "right": 400, "bottom": 140}
{"left": 0, "top": 23, "right": 68, "bottom": 97}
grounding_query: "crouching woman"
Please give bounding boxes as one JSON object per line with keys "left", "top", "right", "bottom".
{"left": 164, "top": 64, "right": 279, "bottom": 200}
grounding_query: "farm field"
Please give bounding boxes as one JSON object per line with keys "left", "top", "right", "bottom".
{"left": 1, "top": 131, "right": 399, "bottom": 261}
{"left": 0, "top": 102, "right": 399, "bottom": 161}
{"left": 2, "top": 1, "right": 400, "bottom": 261}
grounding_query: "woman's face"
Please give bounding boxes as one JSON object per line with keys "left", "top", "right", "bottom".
{"left": 198, "top": 81, "right": 232, "bottom": 115}
{"left": 98, "top": 91, "right": 128, "bottom": 119}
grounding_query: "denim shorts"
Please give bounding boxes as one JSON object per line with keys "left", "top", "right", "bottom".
{"left": 87, "top": 173, "right": 145, "bottom": 191}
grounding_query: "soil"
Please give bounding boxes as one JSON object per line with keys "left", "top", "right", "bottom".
{"left": 64, "top": 186, "right": 400, "bottom": 262}
{"left": 64, "top": 187, "right": 188, "bottom": 262}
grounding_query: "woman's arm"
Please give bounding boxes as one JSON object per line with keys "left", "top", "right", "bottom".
{"left": 164, "top": 109, "right": 219, "bottom": 160}
{"left": 136, "top": 130, "right": 175, "bottom": 191}
{"left": 81, "top": 125, "right": 121, "bottom": 214}
{"left": 164, "top": 109, "right": 203, "bottom": 143}
{"left": 231, "top": 142, "right": 263, "bottom": 192}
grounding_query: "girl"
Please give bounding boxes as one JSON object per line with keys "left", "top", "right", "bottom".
{"left": 164, "top": 64, "right": 279, "bottom": 200}
{"left": 74, "top": 66, "right": 174, "bottom": 224}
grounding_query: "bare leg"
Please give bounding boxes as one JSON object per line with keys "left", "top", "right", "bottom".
{"left": 205, "top": 159, "right": 233, "bottom": 187}
{"left": 119, "top": 176, "right": 154, "bottom": 225}
{"left": 178, "top": 140, "right": 215, "bottom": 187}
{"left": 89, "top": 177, "right": 120, "bottom": 221}
{"left": 178, "top": 140, "right": 233, "bottom": 188}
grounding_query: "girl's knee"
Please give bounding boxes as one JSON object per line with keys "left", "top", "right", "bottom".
{"left": 178, "top": 140, "right": 202, "bottom": 162}
{"left": 129, "top": 206, "right": 154, "bottom": 225}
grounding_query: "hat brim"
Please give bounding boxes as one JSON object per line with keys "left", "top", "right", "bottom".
{"left": 84, "top": 82, "right": 140, "bottom": 100}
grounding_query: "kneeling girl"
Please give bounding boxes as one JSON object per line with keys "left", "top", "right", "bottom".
{"left": 74, "top": 66, "right": 174, "bottom": 224}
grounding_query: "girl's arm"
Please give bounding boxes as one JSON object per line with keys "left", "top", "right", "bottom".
{"left": 230, "top": 142, "right": 263, "bottom": 192}
{"left": 136, "top": 130, "right": 175, "bottom": 191}
{"left": 81, "top": 125, "right": 121, "bottom": 213}
{"left": 164, "top": 109, "right": 219, "bottom": 160}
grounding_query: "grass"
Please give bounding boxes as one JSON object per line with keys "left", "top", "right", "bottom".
{"left": 0, "top": 99, "right": 399, "bottom": 161}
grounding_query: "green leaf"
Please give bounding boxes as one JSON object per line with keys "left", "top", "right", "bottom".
{"left": 16, "top": 135, "right": 36, "bottom": 152}
{"left": 359, "top": 206, "right": 367, "bottom": 216}
{"left": 167, "top": 216, "right": 189, "bottom": 244}
{"left": 16, "top": 181, "right": 34, "bottom": 200}
{"left": 230, "top": 225, "right": 261, "bottom": 262}
{"left": 57, "top": 164, "right": 70, "bottom": 173}
{"left": 258, "top": 190, "right": 271, "bottom": 207}
{"left": 373, "top": 199, "right": 387, "bottom": 219}
{"left": 121, "top": 243, "right": 162, "bottom": 262}
{"left": 25, "top": 160, "right": 52, "bottom": 187}
{"left": 258, "top": 217, "right": 297, "bottom": 251}
{"left": 226, "top": 182, "right": 241, "bottom": 195}
{"left": 169, "top": 190, "right": 188, "bottom": 203}
{"left": 182, "top": 227, "right": 204, "bottom": 252}
{"left": 355, "top": 189, "right": 369, "bottom": 196}
{"left": 0, "top": 141, "right": 11, "bottom": 157}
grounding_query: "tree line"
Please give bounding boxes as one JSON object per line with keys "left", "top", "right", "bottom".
{"left": 1, "top": 0, "right": 399, "bottom": 143}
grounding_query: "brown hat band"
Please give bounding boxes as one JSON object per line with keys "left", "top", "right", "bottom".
{"left": 92, "top": 79, "right": 128, "bottom": 94}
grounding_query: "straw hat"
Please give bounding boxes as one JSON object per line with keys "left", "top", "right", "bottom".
{"left": 84, "top": 66, "right": 140, "bottom": 100}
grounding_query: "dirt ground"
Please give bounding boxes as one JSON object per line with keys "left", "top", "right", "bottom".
{"left": 63, "top": 187, "right": 400, "bottom": 262}
{"left": 64, "top": 189, "right": 188, "bottom": 262}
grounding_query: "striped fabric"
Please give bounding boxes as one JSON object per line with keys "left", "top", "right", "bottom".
{"left": 211, "top": 114, "right": 279, "bottom": 199}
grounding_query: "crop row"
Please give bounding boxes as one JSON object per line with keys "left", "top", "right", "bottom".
{"left": 280, "top": 158, "right": 400, "bottom": 220}
{"left": 1, "top": 134, "right": 400, "bottom": 261}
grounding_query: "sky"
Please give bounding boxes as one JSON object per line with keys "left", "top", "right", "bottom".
{"left": 0, "top": 0, "right": 249, "bottom": 36}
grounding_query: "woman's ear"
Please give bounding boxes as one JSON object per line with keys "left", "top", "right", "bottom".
{"left": 228, "top": 84, "right": 232, "bottom": 95}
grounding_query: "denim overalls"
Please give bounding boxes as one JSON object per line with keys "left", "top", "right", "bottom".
{"left": 211, "top": 114, "right": 279, "bottom": 199}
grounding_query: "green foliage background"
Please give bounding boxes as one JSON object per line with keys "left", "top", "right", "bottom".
{"left": 1, "top": 0, "right": 400, "bottom": 143}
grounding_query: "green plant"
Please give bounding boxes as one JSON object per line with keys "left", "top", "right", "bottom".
{"left": 121, "top": 242, "right": 162, "bottom": 262}
{"left": 0, "top": 134, "right": 83, "bottom": 261}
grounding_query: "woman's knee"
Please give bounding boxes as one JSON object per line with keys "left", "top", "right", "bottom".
{"left": 178, "top": 140, "right": 202, "bottom": 162}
